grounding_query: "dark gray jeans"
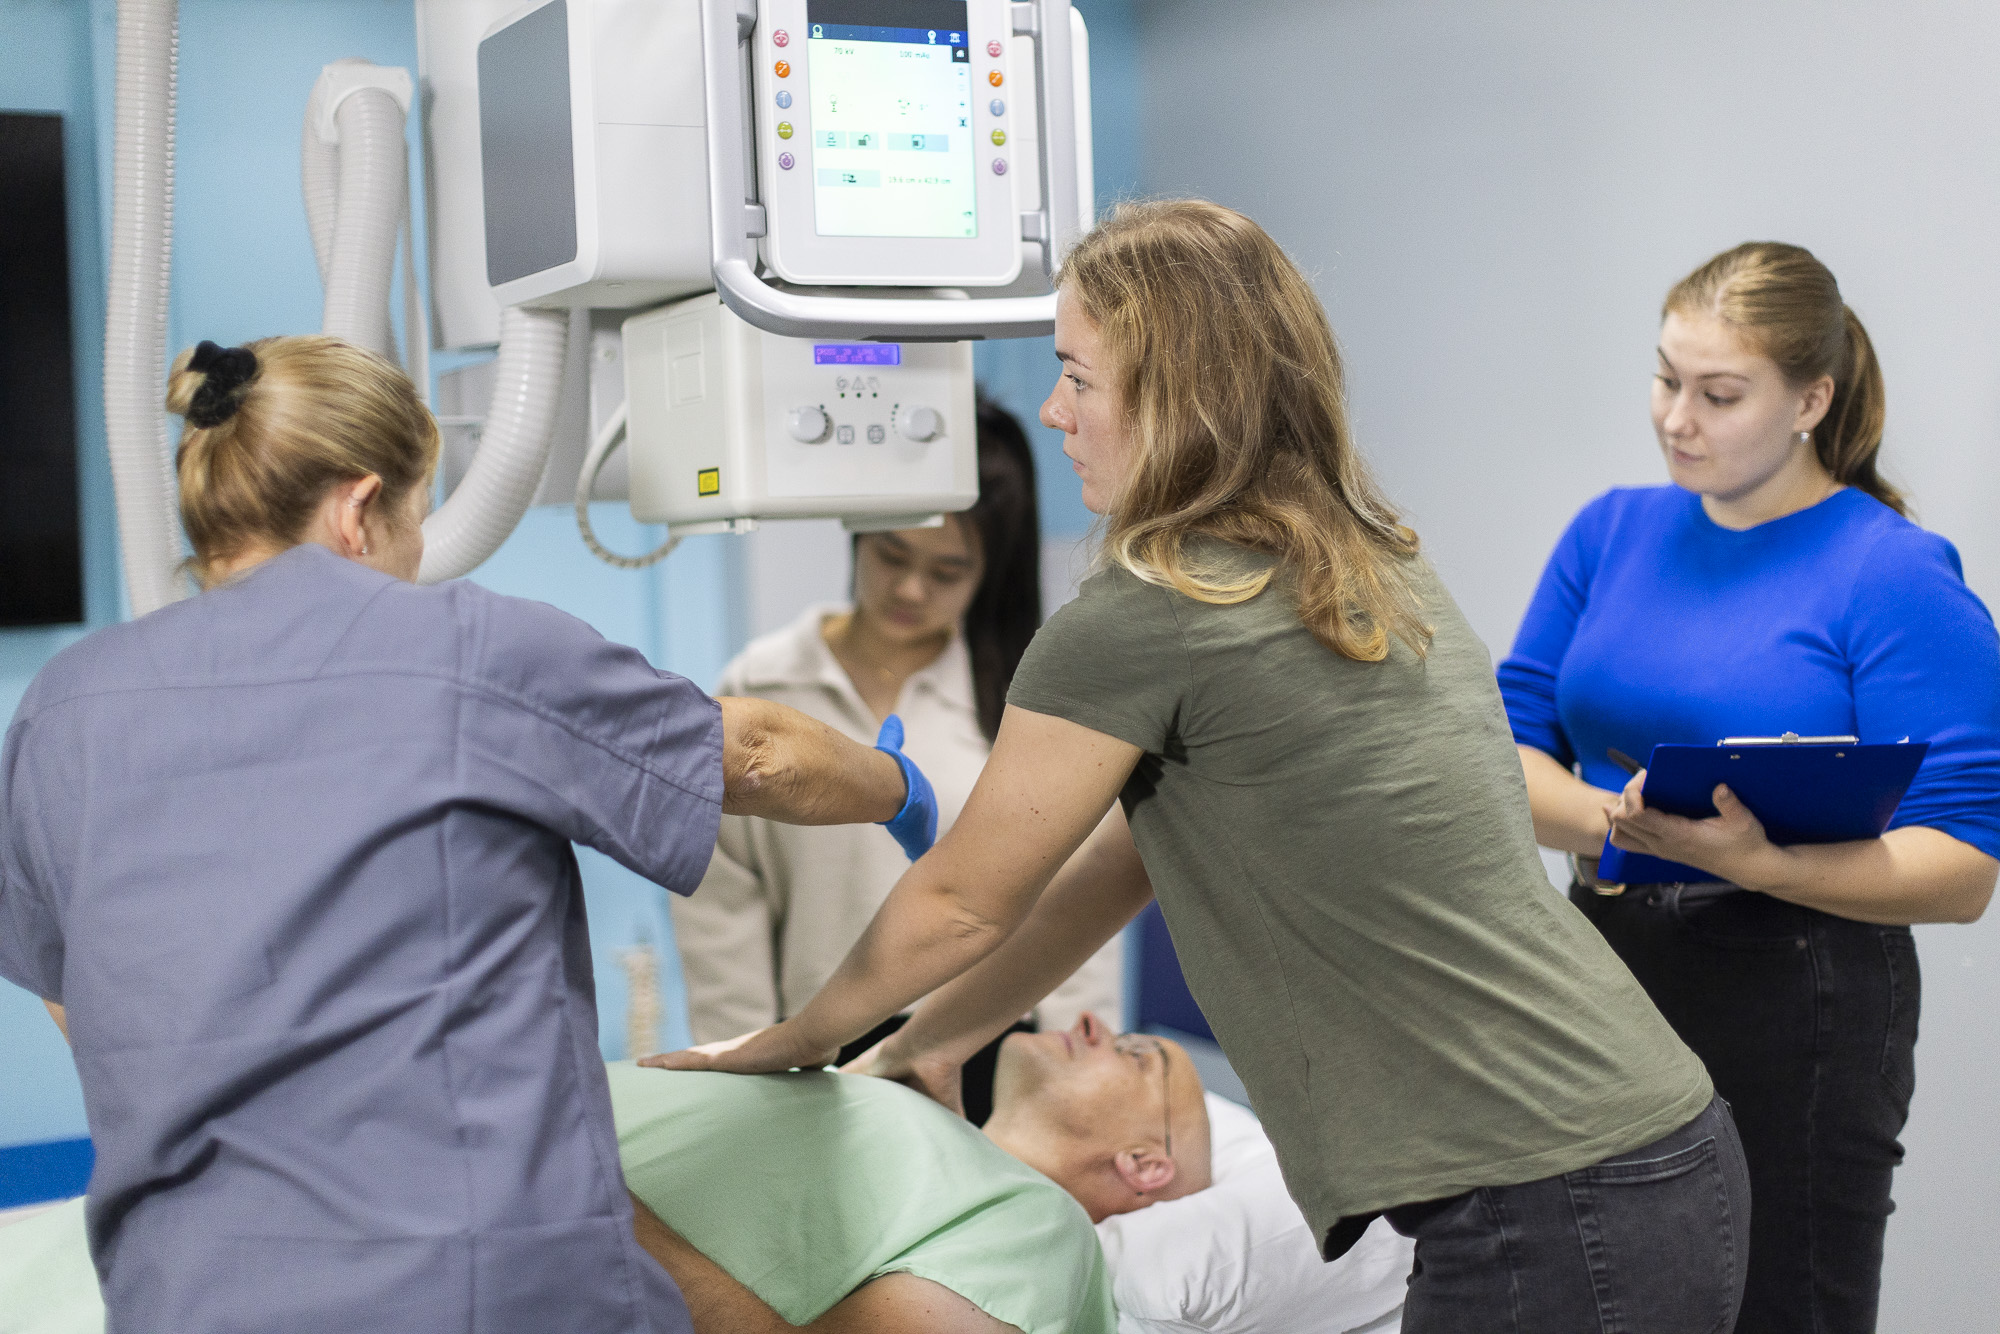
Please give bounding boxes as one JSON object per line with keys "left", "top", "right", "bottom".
{"left": 1385, "top": 1096, "right": 1750, "bottom": 1333}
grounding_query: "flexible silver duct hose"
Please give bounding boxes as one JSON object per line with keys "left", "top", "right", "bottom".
{"left": 416, "top": 306, "right": 568, "bottom": 583}
{"left": 301, "top": 61, "right": 562, "bottom": 582}
{"left": 304, "top": 64, "right": 405, "bottom": 361}
{"left": 103, "top": 0, "right": 187, "bottom": 617}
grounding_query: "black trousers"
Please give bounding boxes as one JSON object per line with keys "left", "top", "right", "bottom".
{"left": 1572, "top": 884, "right": 1919, "bottom": 1334}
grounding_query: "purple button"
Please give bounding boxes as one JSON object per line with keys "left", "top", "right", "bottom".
{"left": 773, "top": 29, "right": 790, "bottom": 47}
{"left": 991, "top": 158, "right": 1008, "bottom": 175}
{"left": 778, "top": 151, "right": 796, "bottom": 170}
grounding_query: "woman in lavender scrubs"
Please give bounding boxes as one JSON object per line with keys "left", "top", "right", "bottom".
{"left": 0, "top": 337, "right": 934, "bottom": 1334}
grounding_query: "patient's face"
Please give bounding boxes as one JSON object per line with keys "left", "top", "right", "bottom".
{"left": 983, "top": 1012, "right": 1213, "bottom": 1222}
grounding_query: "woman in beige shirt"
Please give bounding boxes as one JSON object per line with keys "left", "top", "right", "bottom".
{"left": 670, "top": 400, "right": 1121, "bottom": 1119}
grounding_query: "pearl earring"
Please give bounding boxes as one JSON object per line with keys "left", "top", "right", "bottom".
{"left": 1798, "top": 431, "right": 1811, "bottom": 444}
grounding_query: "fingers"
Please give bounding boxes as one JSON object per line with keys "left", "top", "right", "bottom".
{"left": 637, "top": 1050, "right": 709, "bottom": 1071}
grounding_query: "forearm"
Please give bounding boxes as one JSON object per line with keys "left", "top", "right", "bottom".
{"left": 629, "top": 1195, "right": 789, "bottom": 1334}
{"left": 788, "top": 855, "right": 1043, "bottom": 1056}
{"left": 1724, "top": 826, "right": 1998, "bottom": 925}
{"left": 719, "top": 697, "right": 905, "bottom": 825}
{"left": 889, "top": 810, "right": 1152, "bottom": 1066}
{"left": 1519, "top": 745, "right": 1617, "bottom": 856}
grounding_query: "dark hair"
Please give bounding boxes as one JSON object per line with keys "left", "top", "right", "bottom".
{"left": 1665, "top": 242, "right": 1901, "bottom": 515}
{"left": 963, "top": 396, "right": 1044, "bottom": 741}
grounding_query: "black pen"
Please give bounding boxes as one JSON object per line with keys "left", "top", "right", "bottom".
{"left": 1607, "top": 748, "right": 1642, "bottom": 777}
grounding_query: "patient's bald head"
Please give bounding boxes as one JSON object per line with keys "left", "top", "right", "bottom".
{"left": 982, "top": 1012, "right": 1213, "bottom": 1222}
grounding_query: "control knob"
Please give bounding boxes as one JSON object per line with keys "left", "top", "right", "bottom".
{"left": 898, "top": 406, "right": 942, "bottom": 442}
{"left": 787, "top": 405, "right": 830, "bottom": 443}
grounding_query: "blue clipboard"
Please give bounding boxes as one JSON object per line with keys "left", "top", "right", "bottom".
{"left": 1597, "top": 738, "right": 1930, "bottom": 886}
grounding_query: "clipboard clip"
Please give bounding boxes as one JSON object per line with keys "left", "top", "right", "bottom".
{"left": 1717, "top": 732, "right": 1860, "bottom": 746}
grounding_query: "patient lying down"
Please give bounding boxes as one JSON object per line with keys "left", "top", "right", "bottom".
{"left": 618, "top": 1011, "right": 1213, "bottom": 1334}
{"left": 0, "top": 1015, "right": 1210, "bottom": 1334}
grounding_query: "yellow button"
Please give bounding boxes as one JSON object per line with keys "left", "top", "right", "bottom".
{"left": 697, "top": 468, "right": 721, "bottom": 497}
{"left": 777, "top": 121, "right": 794, "bottom": 139}
{"left": 990, "top": 129, "right": 1006, "bottom": 146}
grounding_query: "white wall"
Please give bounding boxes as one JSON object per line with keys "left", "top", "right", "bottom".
{"left": 1137, "top": 2, "right": 2000, "bottom": 1327}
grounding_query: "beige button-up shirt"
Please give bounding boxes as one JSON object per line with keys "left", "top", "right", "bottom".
{"left": 670, "top": 603, "right": 1123, "bottom": 1044}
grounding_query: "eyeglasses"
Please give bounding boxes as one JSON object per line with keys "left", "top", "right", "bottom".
{"left": 1114, "top": 1033, "right": 1173, "bottom": 1159}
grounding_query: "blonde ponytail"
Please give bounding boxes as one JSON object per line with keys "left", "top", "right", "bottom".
{"left": 169, "top": 336, "right": 438, "bottom": 585}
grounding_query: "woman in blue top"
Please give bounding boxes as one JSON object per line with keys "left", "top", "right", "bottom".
{"left": 0, "top": 336, "right": 936, "bottom": 1334}
{"left": 1500, "top": 242, "right": 2000, "bottom": 1334}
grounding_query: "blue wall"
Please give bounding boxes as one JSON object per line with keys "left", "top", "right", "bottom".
{"left": 0, "top": 0, "right": 1142, "bottom": 1157}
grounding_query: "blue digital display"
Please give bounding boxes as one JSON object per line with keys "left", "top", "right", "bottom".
{"left": 810, "top": 23, "right": 965, "bottom": 46}
{"left": 814, "top": 343, "right": 903, "bottom": 365}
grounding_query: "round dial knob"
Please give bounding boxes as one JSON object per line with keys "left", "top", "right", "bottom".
{"left": 898, "top": 406, "right": 942, "bottom": 442}
{"left": 787, "top": 405, "right": 829, "bottom": 443}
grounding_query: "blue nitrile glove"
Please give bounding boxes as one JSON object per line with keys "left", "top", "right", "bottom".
{"left": 875, "top": 715, "right": 938, "bottom": 860}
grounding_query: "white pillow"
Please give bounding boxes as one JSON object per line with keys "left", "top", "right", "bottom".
{"left": 1094, "top": 1094, "right": 1413, "bottom": 1334}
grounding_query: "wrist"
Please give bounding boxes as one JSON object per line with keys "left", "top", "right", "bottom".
{"left": 875, "top": 748, "right": 911, "bottom": 823}
{"left": 1725, "top": 842, "right": 1797, "bottom": 895}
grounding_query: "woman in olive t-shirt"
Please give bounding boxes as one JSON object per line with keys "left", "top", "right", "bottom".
{"left": 656, "top": 201, "right": 1750, "bottom": 1333}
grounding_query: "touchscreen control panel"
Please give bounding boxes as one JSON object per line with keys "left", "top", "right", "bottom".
{"left": 756, "top": 0, "right": 1021, "bottom": 287}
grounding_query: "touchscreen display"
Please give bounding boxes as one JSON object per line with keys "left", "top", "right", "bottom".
{"left": 804, "top": 0, "right": 976, "bottom": 239}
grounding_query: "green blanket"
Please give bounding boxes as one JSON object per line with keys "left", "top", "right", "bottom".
{"left": 0, "top": 1066, "right": 1115, "bottom": 1334}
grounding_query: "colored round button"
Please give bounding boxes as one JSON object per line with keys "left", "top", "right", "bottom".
{"left": 987, "top": 70, "right": 1003, "bottom": 87}
{"left": 989, "top": 98, "right": 1005, "bottom": 116}
{"left": 991, "top": 158, "right": 1008, "bottom": 175}
{"left": 773, "top": 29, "right": 789, "bottom": 47}
{"left": 778, "top": 151, "right": 795, "bottom": 170}
{"left": 774, "top": 59, "right": 791, "bottom": 77}
{"left": 986, "top": 39, "right": 1002, "bottom": 57}
{"left": 775, "top": 90, "right": 792, "bottom": 109}
{"left": 776, "top": 121, "right": 794, "bottom": 139}
{"left": 990, "top": 129, "right": 1006, "bottom": 146}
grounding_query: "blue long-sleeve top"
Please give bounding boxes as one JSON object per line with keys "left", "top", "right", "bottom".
{"left": 1498, "top": 485, "right": 2000, "bottom": 861}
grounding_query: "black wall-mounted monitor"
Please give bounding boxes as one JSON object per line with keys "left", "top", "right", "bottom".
{"left": 0, "top": 111, "right": 83, "bottom": 627}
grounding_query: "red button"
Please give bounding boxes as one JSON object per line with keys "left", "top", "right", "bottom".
{"left": 986, "top": 40, "right": 1002, "bottom": 57}
{"left": 773, "top": 29, "right": 789, "bottom": 47}
{"left": 774, "top": 60, "right": 791, "bottom": 78}
{"left": 987, "top": 70, "right": 1003, "bottom": 87}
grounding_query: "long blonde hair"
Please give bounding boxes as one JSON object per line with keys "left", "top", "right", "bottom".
{"left": 1665, "top": 242, "right": 1900, "bottom": 515}
{"left": 168, "top": 335, "right": 438, "bottom": 585}
{"left": 1064, "top": 200, "right": 1429, "bottom": 662}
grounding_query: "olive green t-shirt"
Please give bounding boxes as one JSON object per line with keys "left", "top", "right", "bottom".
{"left": 1009, "top": 545, "right": 1713, "bottom": 1251}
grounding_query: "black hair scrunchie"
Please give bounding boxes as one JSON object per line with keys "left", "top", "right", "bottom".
{"left": 185, "top": 340, "right": 259, "bottom": 428}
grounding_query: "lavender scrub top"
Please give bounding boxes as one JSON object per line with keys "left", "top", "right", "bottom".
{"left": 0, "top": 544, "right": 723, "bottom": 1334}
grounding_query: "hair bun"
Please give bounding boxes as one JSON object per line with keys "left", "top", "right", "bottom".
{"left": 184, "top": 340, "right": 259, "bottom": 428}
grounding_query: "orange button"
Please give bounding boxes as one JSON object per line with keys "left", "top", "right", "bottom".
{"left": 775, "top": 59, "right": 791, "bottom": 78}
{"left": 987, "top": 70, "right": 1003, "bottom": 87}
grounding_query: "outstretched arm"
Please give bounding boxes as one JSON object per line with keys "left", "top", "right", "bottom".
{"left": 854, "top": 806, "right": 1154, "bottom": 1110}
{"left": 648, "top": 706, "right": 1143, "bottom": 1074}
{"left": 718, "top": 697, "right": 906, "bottom": 825}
